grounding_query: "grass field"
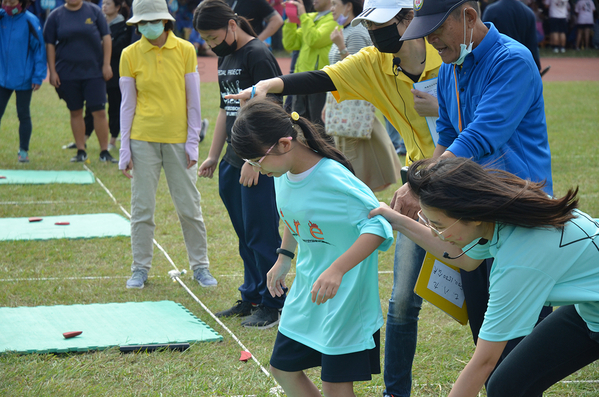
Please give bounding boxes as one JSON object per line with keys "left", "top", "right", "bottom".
{"left": 0, "top": 80, "right": 598, "bottom": 396}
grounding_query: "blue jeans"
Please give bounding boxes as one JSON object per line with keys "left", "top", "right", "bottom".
{"left": 384, "top": 232, "right": 426, "bottom": 397}
{"left": 0, "top": 86, "right": 33, "bottom": 151}
{"left": 218, "top": 159, "right": 285, "bottom": 309}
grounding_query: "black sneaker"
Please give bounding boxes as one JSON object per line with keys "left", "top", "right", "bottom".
{"left": 215, "top": 300, "right": 255, "bottom": 318}
{"left": 199, "top": 118, "right": 209, "bottom": 143}
{"left": 70, "top": 150, "right": 88, "bottom": 162}
{"left": 99, "top": 150, "right": 118, "bottom": 163}
{"left": 63, "top": 142, "right": 86, "bottom": 150}
{"left": 240, "top": 305, "right": 280, "bottom": 329}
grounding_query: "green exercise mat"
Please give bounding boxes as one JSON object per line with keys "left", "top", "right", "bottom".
{"left": 0, "top": 301, "right": 223, "bottom": 354}
{"left": 0, "top": 170, "right": 95, "bottom": 184}
{"left": 0, "top": 213, "right": 130, "bottom": 241}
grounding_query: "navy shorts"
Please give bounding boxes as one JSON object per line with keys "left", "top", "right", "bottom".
{"left": 269, "top": 329, "right": 381, "bottom": 383}
{"left": 549, "top": 18, "right": 568, "bottom": 34}
{"left": 56, "top": 77, "right": 106, "bottom": 112}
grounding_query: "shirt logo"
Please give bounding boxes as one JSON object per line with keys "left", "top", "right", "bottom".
{"left": 85, "top": 18, "right": 93, "bottom": 24}
{"left": 414, "top": 0, "right": 423, "bottom": 11}
{"left": 280, "top": 210, "right": 331, "bottom": 245}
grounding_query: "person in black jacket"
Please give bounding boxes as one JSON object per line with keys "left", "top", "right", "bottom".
{"left": 482, "top": 0, "right": 541, "bottom": 71}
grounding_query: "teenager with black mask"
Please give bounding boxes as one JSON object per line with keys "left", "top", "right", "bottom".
{"left": 194, "top": 0, "right": 286, "bottom": 329}
{"left": 227, "top": 1, "right": 441, "bottom": 395}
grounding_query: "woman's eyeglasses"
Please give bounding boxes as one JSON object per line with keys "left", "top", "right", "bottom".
{"left": 417, "top": 210, "right": 461, "bottom": 240}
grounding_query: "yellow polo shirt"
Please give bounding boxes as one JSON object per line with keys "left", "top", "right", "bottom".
{"left": 120, "top": 31, "right": 197, "bottom": 143}
{"left": 323, "top": 43, "right": 442, "bottom": 164}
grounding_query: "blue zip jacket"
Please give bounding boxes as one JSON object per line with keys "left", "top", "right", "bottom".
{"left": 437, "top": 23, "right": 553, "bottom": 195}
{"left": 0, "top": 9, "right": 47, "bottom": 91}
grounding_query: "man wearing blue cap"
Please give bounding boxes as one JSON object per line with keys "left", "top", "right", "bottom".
{"left": 400, "top": 0, "right": 553, "bottom": 395}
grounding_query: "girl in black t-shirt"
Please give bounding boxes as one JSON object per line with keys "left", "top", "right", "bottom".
{"left": 194, "top": 0, "right": 285, "bottom": 329}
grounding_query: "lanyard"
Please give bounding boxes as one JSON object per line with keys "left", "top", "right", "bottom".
{"left": 453, "top": 64, "right": 463, "bottom": 132}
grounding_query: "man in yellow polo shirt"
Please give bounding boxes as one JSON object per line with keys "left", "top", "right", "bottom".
{"left": 228, "top": 0, "right": 441, "bottom": 395}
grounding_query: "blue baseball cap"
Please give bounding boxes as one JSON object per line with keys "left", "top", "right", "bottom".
{"left": 401, "top": 0, "right": 469, "bottom": 40}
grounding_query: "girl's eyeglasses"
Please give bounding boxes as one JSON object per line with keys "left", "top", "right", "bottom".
{"left": 417, "top": 210, "right": 461, "bottom": 240}
{"left": 243, "top": 137, "right": 293, "bottom": 168}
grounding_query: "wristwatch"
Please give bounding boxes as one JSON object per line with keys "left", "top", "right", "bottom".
{"left": 339, "top": 48, "right": 349, "bottom": 56}
{"left": 276, "top": 248, "right": 295, "bottom": 260}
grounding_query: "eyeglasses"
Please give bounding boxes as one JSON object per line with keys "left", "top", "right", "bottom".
{"left": 417, "top": 210, "right": 461, "bottom": 240}
{"left": 243, "top": 142, "right": 277, "bottom": 168}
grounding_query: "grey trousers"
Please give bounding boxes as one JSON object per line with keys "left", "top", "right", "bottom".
{"left": 129, "top": 139, "right": 209, "bottom": 272}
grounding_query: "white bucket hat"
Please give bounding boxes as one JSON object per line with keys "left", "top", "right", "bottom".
{"left": 352, "top": 0, "right": 414, "bottom": 27}
{"left": 127, "top": 0, "right": 175, "bottom": 25}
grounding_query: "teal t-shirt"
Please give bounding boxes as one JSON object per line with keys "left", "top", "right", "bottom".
{"left": 463, "top": 210, "right": 599, "bottom": 342}
{"left": 274, "top": 158, "right": 394, "bottom": 355}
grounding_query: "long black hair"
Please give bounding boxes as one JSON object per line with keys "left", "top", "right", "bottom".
{"left": 231, "top": 98, "right": 354, "bottom": 174}
{"left": 193, "top": 0, "right": 257, "bottom": 37}
{"left": 407, "top": 157, "right": 579, "bottom": 229}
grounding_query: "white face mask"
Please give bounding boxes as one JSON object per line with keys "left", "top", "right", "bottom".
{"left": 452, "top": 8, "right": 473, "bottom": 66}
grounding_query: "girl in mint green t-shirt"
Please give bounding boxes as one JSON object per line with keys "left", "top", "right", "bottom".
{"left": 231, "top": 98, "right": 394, "bottom": 397}
{"left": 371, "top": 157, "right": 599, "bottom": 397}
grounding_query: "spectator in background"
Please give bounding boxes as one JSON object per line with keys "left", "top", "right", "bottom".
{"left": 545, "top": 0, "right": 570, "bottom": 52}
{"left": 325, "top": 0, "right": 402, "bottom": 192}
{"left": 65, "top": 0, "right": 132, "bottom": 151}
{"left": 575, "top": 0, "right": 596, "bottom": 50}
{"left": 226, "top": 0, "right": 284, "bottom": 46}
{"left": 187, "top": 28, "right": 212, "bottom": 142}
{"left": 483, "top": 0, "right": 541, "bottom": 70}
{"left": 173, "top": 0, "right": 196, "bottom": 39}
{"left": 268, "top": 0, "right": 284, "bottom": 50}
{"left": 0, "top": 0, "right": 47, "bottom": 163}
{"left": 44, "top": 0, "right": 117, "bottom": 163}
{"left": 282, "top": 0, "right": 337, "bottom": 125}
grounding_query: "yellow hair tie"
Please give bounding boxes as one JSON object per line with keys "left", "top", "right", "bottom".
{"left": 291, "top": 112, "right": 300, "bottom": 121}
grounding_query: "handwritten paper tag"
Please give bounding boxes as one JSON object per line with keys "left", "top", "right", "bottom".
{"left": 426, "top": 259, "right": 465, "bottom": 308}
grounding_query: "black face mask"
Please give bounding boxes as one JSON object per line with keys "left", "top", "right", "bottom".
{"left": 369, "top": 23, "right": 403, "bottom": 54}
{"left": 211, "top": 28, "right": 237, "bottom": 57}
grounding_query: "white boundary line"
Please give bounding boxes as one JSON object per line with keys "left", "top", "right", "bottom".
{"left": 0, "top": 271, "right": 394, "bottom": 283}
{"left": 83, "top": 165, "right": 278, "bottom": 389}
{"left": 0, "top": 200, "right": 98, "bottom": 205}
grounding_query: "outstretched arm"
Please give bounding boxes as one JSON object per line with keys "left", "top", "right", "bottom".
{"left": 225, "top": 71, "right": 336, "bottom": 104}
{"left": 369, "top": 203, "right": 483, "bottom": 271}
{"left": 448, "top": 339, "right": 506, "bottom": 397}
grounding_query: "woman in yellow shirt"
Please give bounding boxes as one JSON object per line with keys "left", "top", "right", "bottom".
{"left": 118, "top": 0, "right": 216, "bottom": 289}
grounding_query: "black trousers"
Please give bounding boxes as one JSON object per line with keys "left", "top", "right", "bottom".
{"left": 84, "top": 86, "right": 121, "bottom": 139}
{"left": 461, "top": 258, "right": 554, "bottom": 393}
{"left": 487, "top": 305, "right": 599, "bottom": 396}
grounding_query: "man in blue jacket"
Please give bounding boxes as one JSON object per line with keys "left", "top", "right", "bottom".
{"left": 0, "top": 0, "right": 47, "bottom": 163}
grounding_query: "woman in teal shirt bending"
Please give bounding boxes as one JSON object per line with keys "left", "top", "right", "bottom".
{"left": 371, "top": 157, "right": 599, "bottom": 397}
